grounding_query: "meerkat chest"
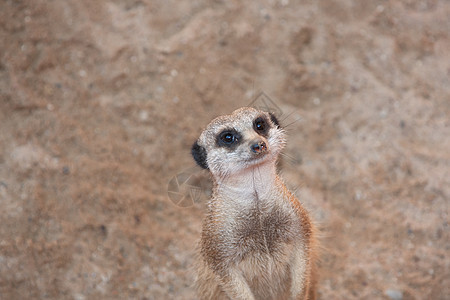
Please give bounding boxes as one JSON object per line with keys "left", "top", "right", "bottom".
{"left": 231, "top": 204, "right": 299, "bottom": 257}
{"left": 227, "top": 204, "right": 300, "bottom": 298}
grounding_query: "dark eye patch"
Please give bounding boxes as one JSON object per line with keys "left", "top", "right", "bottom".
{"left": 269, "top": 113, "right": 280, "bottom": 128}
{"left": 253, "top": 116, "right": 270, "bottom": 136}
{"left": 216, "top": 129, "right": 241, "bottom": 149}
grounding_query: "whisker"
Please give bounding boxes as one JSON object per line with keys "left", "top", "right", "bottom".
{"left": 283, "top": 117, "right": 303, "bottom": 129}
{"left": 279, "top": 152, "right": 300, "bottom": 166}
{"left": 280, "top": 109, "right": 297, "bottom": 123}
{"left": 291, "top": 185, "right": 301, "bottom": 195}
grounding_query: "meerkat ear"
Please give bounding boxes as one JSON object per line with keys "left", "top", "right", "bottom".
{"left": 269, "top": 113, "right": 281, "bottom": 128}
{"left": 191, "top": 141, "right": 209, "bottom": 169}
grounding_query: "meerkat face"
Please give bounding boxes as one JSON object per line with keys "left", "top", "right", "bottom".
{"left": 192, "top": 107, "right": 285, "bottom": 178}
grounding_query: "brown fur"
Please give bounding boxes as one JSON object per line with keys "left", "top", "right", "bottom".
{"left": 193, "top": 107, "right": 317, "bottom": 300}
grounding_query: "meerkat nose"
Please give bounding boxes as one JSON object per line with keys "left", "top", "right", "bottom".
{"left": 251, "top": 141, "right": 267, "bottom": 154}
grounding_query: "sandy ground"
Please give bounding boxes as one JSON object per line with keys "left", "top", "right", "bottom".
{"left": 1, "top": 0, "right": 449, "bottom": 299}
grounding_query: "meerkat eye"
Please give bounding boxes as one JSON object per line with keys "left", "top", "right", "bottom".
{"left": 217, "top": 129, "right": 241, "bottom": 148}
{"left": 219, "top": 131, "right": 236, "bottom": 144}
{"left": 253, "top": 117, "right": 268, "bottom": 133}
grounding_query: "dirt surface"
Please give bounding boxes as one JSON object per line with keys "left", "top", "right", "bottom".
{"left": 1, "top": 0, "right": 449, "bottom": 299}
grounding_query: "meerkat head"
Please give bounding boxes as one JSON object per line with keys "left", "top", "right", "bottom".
{"left": 191, "top": 107, "right": 285, "bottom": 178}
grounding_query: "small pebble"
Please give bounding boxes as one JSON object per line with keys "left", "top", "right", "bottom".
{"left": 139, "top": 110, "right": 149, "bottom": 121}
{"left": 62, "top": 166, "right": 70, "bottom": 175}
{"left": 385, "top": 289, "right": 403, "bottom": 300}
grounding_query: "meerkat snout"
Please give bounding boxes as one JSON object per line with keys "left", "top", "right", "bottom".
{"left": 250, "top": 140, "right": 267, "bottom": 154}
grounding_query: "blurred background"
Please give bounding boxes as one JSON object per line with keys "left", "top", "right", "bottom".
{"left": 0, "top": 0, "right": 449, "bottom": 299}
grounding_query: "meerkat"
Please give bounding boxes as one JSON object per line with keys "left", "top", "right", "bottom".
{"left": 191, "top": 107, "right": 317, "bottom": 300}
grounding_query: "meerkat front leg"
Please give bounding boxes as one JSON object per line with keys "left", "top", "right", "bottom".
{"left": 289, "top": 248, "right": 309, "bottom": 299}
{"left": 220, "top": 268, "right": 256, "bottom": 300}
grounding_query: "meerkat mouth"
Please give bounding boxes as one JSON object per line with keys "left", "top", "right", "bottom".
{"left": 245, "top": 151, "right": 272, "bottom": 167}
